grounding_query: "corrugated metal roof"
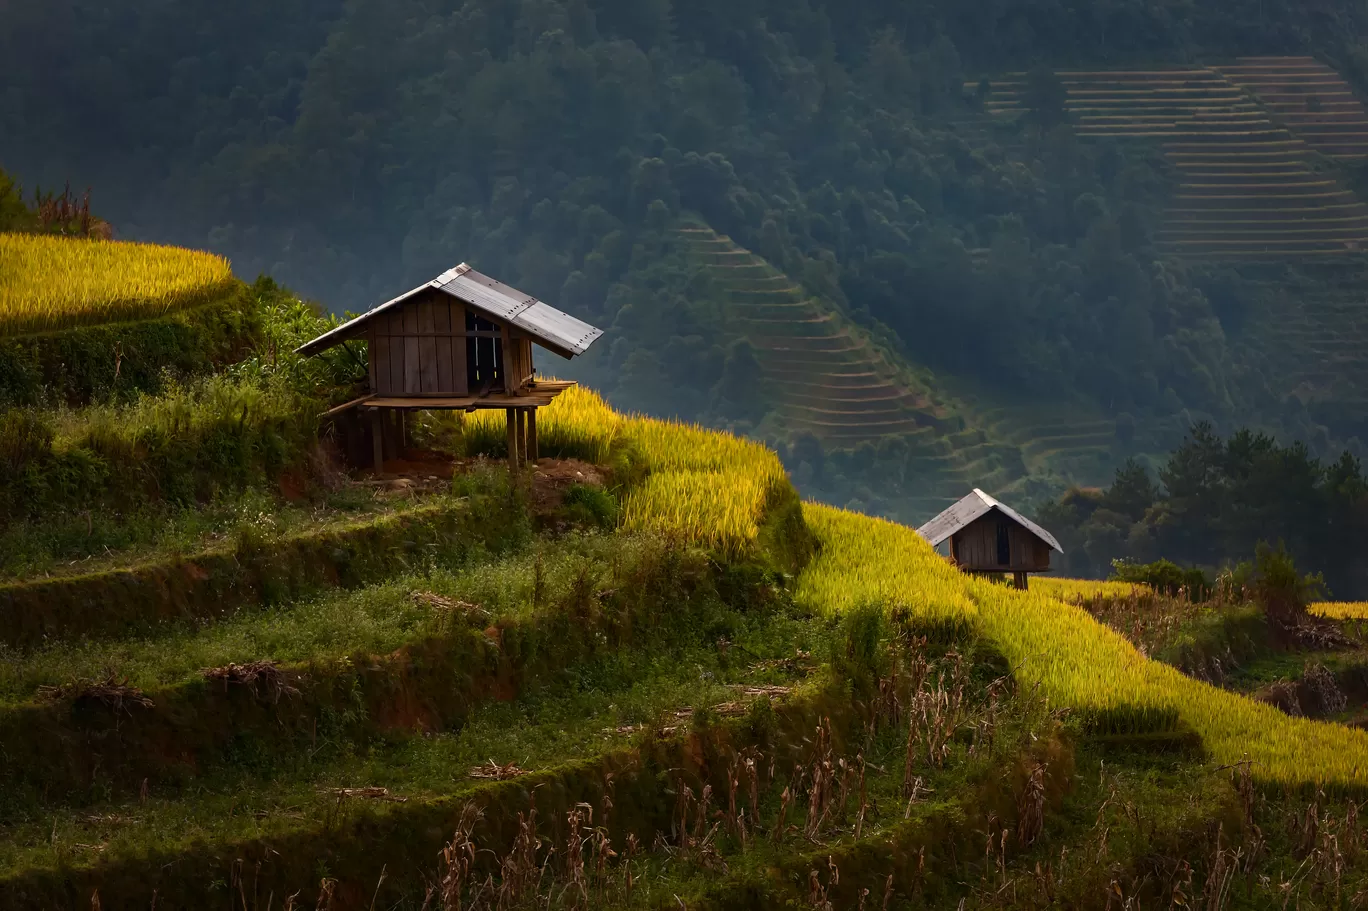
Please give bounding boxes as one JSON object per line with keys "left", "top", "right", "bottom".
{"left": 511, "top": 301, "right": 602, "bottom": 356}
{"left": 295, "top": 264, "right": 603, "bottom": 358}
{"left": 916, "top": 489, "right": 1063, "bottom": 553}
{"left": 439, "top": 268, "right": 537, "bottom": 323}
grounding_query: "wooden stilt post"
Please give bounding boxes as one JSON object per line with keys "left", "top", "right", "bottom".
{"left": 506, "top": 407, "right": 518, "bottom": 472}
{"left": 516, "top": 408, "right": 528, "bottom": 465}
{"left": 370, "top": 409, "right": 385, "bottom": 474}
{"left": 1013, "top": 572, "right": 1028, "bottom": 591}
{"left": 398, "top": 410, "right": 410, "bottom": 455}
{"left": 527, "top": 407, "right": 538, "bottom": 464}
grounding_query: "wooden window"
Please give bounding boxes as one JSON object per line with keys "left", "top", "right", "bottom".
{"left": 466, "top": 310, "right": 504, "bottom": 392}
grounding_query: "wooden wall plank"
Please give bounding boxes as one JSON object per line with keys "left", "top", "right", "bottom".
{"left": 372, "top": 321, "right": 393, "bottom": 395}
{"left": 519, "top": 339, "right": 534, "bottom": 388}
{"left": 505, "top": 330, "right": 522, "bottom": 393}
{"left": 433, "top": 298, "right": 453, "bottom": 392}
{"left": 388, "top": 309, "right": 405, "bottom": 396}
{"left": 367, "top": 323, "right": 378, "bottom": 393}
{"left": 403, "top": 302, "right": 422, "bottom": 394}
{"left": 417, "top": 297, "right": 439, "bottom": 393}
{"left": 452, "top": 301, "right": 469, "bottom": 395}
{"left": 498, "top": 325, "right": 511, "bottom": 392}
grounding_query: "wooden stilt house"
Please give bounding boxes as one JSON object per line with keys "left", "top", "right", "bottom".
{"left": 296, "top": 264, "right": 603, "bottom": 471}
{"left": 916, "top": 489, "right": 1062, "bottom": 590}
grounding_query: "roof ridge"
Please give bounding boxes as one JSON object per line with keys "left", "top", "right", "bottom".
{"left": 917, "top": 489, "right": 1063, "bottom": 554}
{"left": 294, "top": 264, "right": 602, "bottom": 359}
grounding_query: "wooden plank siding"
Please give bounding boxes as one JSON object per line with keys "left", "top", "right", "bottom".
{"left": 403, "top": 302, "right": 421, "bottom": 394}
{"left": 367, "top": 294, "right": 531, "bottom": 397}
{"left": 949, "top": 513, "right": 1052, "bottom": 573}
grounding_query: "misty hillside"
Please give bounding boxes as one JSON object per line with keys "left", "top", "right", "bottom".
{"left": 6, "top": 0, "right": 1368, "bottom": 520}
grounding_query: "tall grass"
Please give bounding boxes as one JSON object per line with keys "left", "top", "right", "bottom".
{"left": 798, "top": 504, "right": 1368, "bottom": 788}
{"left": 1034, "top": 577, "right": 1147, "bottom": 602}
{"left": 0, "top": 235, "right": 234, "bottom": 337}
{"left": 461, "top": 384, "right": 623, "bottom": 464}
{"left": 1310, "top": 601, "right": 1368, "bottom": 620}
{"left": 0, "top": 374, "right": 315, "bottom": 517}
{"left": 464, "top": 387, "right": 789, "bottom": 554}
{"left": 479, "top": 391, "right": 1368, "bottom": 786}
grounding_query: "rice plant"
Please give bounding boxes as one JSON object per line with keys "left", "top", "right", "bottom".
{"left": 1310, "top": 601, "right": 1368, "bottom": 620}
{"left": 462, "top": 391, "right": 1368, "bottom": 788}
{"left": 465, "top": 387, "right": 788, "bottom": 554}
{"left": 798, "top": 503, "right": 1368, "bottom": 789}
{"left": 0, "top": 234, "right": 234, "bottom": 337}
{"left": 1034, "top": 577, "right": 1147, "bottom": 602}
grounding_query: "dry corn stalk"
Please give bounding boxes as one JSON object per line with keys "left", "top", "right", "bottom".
{"left": 469, "top": 760, "right": 529, "bottom": 781}
{"left": 322, "top": 787, "right": 407, "bottom": 802}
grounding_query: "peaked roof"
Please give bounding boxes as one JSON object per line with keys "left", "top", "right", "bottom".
{"left": 295, "top": 264, "right": 603, "bottom": 360}
{"left": 916, "top": 489, "right": 1063, "bottom": 553}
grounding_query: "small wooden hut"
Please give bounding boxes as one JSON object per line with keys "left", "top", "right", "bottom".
{"left": 296, "top": 264, "right": 603, "bottom": 471}
{"left": 916, "top": 489, "right": 1062, "bottom": 590}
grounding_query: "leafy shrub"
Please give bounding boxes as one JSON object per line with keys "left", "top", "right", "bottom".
{"left": 1245, "top": 541, "right": 1326, "bottom": 624}
{"left": 831, "top": 602, "right": 889, "bottom": 696}
{"left": 1110, "top": 558, "right": 1212, "bottom": 600}
{"left": 561, "top": 483, "right": 618, "bottom": 529}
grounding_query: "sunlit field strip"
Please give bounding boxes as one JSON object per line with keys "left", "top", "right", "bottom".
{"left": 798, "top": 505, "right": 1368, "bottom": 789}
{"left": 469, "top": 391, "right": 1368, "bottom": 787}
{"left": 1034, "top": 577, "right": 1147, "bottom": 601}
{"left": 1311, "top": 602, "right": 1368, "bottom": 620}
{"left": 0, "top": 234, "right": 235, "bottom": 337}
{"left": 465, "top": 387, "right": 788, "bottom": 553}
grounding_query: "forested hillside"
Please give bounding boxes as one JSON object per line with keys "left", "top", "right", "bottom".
{"left": 7, "top": 0, "right": 1368, "bottom": 519}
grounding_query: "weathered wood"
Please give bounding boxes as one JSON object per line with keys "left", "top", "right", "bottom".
{"left": 451, "top": 301, "right": 469, "bottom": 395}
{"left": 503, "top": 327, "right": 519, "bottom": 394}
{"left": 417, "top": 297, "right": 439, "bottom": 393}
{"left": 361, "top": 392, "right": 564, "bottom": 409}
{"left": 388, "top": 309, "right": 406, "bottom": 396}
{"left": 506, "top": 407, "right": 519, "bottom": 471}
{"left": 403, "top": 302, "right": 422, "bottom": 394}
{"left": 1013, "top": 572, "right": 1029, "bottom": 591}
{"left": 527, "top": 407, "right": 538, "bottom": 462}
{"left": 519, "top": 339, "right": 534, "bottom": 388}
{"left": 366, "top": 323, "right": 379, "bottom": 393}
{"left": 517, "top": 408, "right": 528, "bottom": 466}
{"left": 950, "top": 513, "right": 1051, "bottom": 573}
{"left": 371, "top": 318, "right": 392, "bottom": 395}
{"left": 433, "top": 298, "right": 453, "bottom": 392}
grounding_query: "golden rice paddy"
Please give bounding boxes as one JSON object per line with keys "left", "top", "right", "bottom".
{"left": 0, "top": 234, "right": 234, "bottom": 337}
{"left": 1311, "top": 602, "right": 1368, "bottom": 620}
{"left": 489, "top": 387, "right": 1368, "bottom": 788}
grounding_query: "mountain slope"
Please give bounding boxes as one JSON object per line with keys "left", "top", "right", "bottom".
{"left": 982, "top": 63, "right": 1368, "bottom": 258}
{"left": 673, "top": 224, "right": 935, "bottom": 442}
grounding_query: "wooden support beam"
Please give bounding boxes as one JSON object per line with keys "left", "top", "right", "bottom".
{"left": 1013, "top": 572, "right": 1028, "bottom": 591}
{"left": 370, "top": 409, "right": 385, "bottom": 475}
{"left": 527, "top": 407, "right": 538, "bottom": 463}
{"left": 506, "top": 407, "right": 519, "bottom": 472}
{"left": 516, "top": 408, "right": 528, "bottom": 465}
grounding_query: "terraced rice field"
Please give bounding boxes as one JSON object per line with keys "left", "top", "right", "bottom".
{"left": 1218, "top": 56, "right": 1368, "bottom": 160}
{"left": 896, "top": 395, "right": 1121, "bottom": 520}
{"left": 673, "top": 225, "right": 940, "bottom": 443}
{"left": 1250, "top": 273, "right": 1368, "bottom": 409}
{"left": 669, "top": 225, "right": 1139, "bottom": 517}
{"left": 0, "top": 234, "right": 235, "bottom": 336}
{"left": 980, "top": 65, "right": 1368, "bottom": 259}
